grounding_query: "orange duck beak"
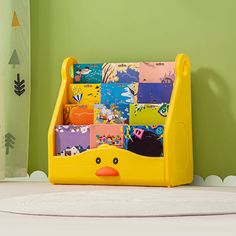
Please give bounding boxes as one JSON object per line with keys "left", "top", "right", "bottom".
{"left": 96, "top": 166, "right": 119, "bottom": 177}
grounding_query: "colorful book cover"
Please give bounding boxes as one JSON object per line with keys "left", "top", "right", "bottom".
{"left": 68, "top": 84, "right": 101, "bottom": 104}
{"left": 102, "top": 63, "right": 140, "bottom": 83}
{"left": 139, "top": 62, "right": 175, "bottom": 83}
{"left": 94, "top": 104, "right": 129, "bottom": 124}
{"left": 63, "top": 104, "right": 94, "bottom": 125}
{"left": 129, "top": 103, "right": 169, "bottom": 125}
{"left": 73, "top": 64, "right": 102, "bottom": 83}
{"left": 55, "top": 125, "right": 90, "bottom": 156}
{"left": 123, "top": 125, "right": 164, "bottom": 157}
{"left": 101, "top": 83, "right": 138, "bottom": 104}
{"left": 137, "top": 83, "right": 173, "bottom": 104}
{"left": 90, "top": 124, "right": 124, "bottom": 149}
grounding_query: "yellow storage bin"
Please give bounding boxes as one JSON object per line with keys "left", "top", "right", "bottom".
{"left": 48, "top": 54, "right": 193, "bottom": 186}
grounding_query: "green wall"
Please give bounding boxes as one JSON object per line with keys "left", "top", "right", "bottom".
{"left": 30, "top": 0, "right": 236, "bottom": 178}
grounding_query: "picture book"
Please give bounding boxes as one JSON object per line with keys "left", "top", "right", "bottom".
{"left": 101, "top": 83, "right": 138, "bottom": 104}
{"left": 129, "top": 103, "right": 169, "bottom": 125}
{"left": 90, "top": 124, "right": 124, "bottom": 149}
{"left": 137, "top": 83, "right": 173, "bottom": 104}
{"left": 94, "top": 104, "right": 129, "bottom": 124}
{"left": 139, "top": 62, "right": 175, "bottom": 83}
{"left": 63, "top": 104, "right": 94, "bottom": 125}
{"left": 55, "top": 125, "right": 90, "bottom": 156}
{"left": 68, "top": 84, "right": 101, "bottom": 104}
{"left": 73, "top": 64, "right": 102, "bottom": 83}
{"left": 123, "top": 125, "right": 164, "bottom": 157}
{"left": 102, "top": 63, "right": 140, "bottom": 83}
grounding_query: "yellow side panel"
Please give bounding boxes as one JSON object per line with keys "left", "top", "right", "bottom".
{"left": 164, "top": 54, "right": 193, "bottom": 186}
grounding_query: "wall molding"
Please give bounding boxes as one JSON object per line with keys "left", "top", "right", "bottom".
{"left": 193, "top": 175, "right": 236, "bottom": 187}
{"left": 4, "top": 171, "right": 236, "bottom": 186}
{"left": 4, "top": 171, "right": 48, "bottom": 182}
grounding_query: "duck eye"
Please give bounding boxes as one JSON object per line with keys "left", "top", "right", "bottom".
{"left": 96, "top": 157, "right": 101, "bottom": 164}
{"left": 113, "top": 157, "right": 118, "bottom": 165}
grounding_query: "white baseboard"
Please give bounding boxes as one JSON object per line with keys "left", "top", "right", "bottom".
{"left": 4, "top": 171, "right": 236, "bottom": 186}
{"left": 4, "top": 171, "right": 48, "bottom": 182}
{"left": 193, "top": 175, "right": 236, "bottom": 187}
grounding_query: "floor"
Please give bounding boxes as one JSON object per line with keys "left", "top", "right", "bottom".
{"left": 0, "top": 182, "right": 236, "bottom": 236}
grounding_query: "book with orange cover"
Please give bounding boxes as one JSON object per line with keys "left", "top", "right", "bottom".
{"left": 63, "top": 104, "right": 94, "bottom": 125}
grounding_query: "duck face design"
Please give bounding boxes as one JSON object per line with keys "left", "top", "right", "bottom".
{"left": 57, "top": 144, "right": 164, "bottom": 186}
{"left": 95, "top": 156, "right": 119, "bottom": 177}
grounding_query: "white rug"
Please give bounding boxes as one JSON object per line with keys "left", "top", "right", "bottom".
{"left": 0, "top": 187, "right": 236, "bottom": 217}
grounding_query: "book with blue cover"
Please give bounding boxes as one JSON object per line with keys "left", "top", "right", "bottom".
{"left": 74, "top": 64, "right": 102, "bottom": 83}
{"left": 101, "top": 83, "right": 138, "bottom": 105}
{"left": 137, "top": 83, "right": 173, "bottom": 104}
